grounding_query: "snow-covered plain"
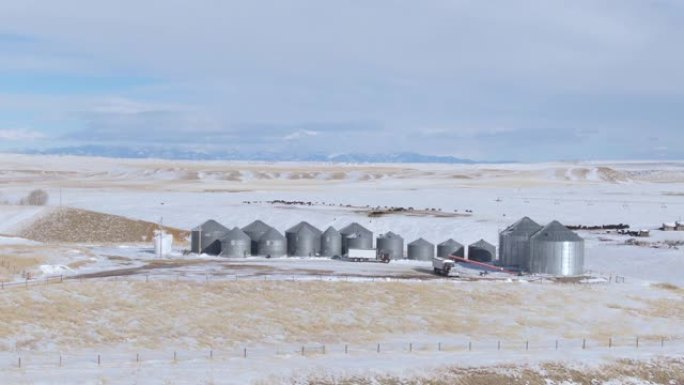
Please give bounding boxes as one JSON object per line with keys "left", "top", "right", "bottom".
{"left": 0, "top": 154, "right": 683, "bottom": 384}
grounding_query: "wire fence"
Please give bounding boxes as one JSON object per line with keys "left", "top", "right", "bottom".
{"left": 0, "top": 268, "right": 629, "bottom": 292}
{"left": 3, "top": 335, "right": 683, "bottom": 371}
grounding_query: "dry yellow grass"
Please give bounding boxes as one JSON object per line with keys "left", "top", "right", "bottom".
{"left": 262, "top": 358, "right": 684, "bottom": 385}
{"left": 0, "top": 280, "right": 681, "bottom": 352}
{"left": 18, "top": 207, "right": 190, "bottom": 244}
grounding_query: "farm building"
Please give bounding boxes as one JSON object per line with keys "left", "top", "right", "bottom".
{"left": 499, "top": 216, "right": 542, "bottom": 270}
{"left": 320, "top": 226, "right": 342, "bottom": 257}
{"left": 529, "top": 221, "right": 584, "bottom": 276}
{"left": 219, "top": 227, "right": 252, "bottom": 258}
{"left": 437, "top": 239, "right": 464, "bottom": 258}
{"left": 257, "top": 228, "right": 287, "bottom": 257}
{"left": 407, "top": 238, "right": 435, "bottom": 261}
{"left": 340, "top": 223, "right": 373, "bottom": 254}
{"left": 468, "top": 239, "right": 496, "bottom": 263}
{"left": 191, "top": 220, "right": 229, "bottom": 255}
{"left": 376, "top": 232, "right": 404, "bottom": 260}
{"left": 286, "top": 221, "right": 322, "bottom": 257}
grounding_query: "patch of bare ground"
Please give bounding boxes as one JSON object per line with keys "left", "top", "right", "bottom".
{"left": 269, "top": 358, "right": 684, "bottom": 385}
{"left": 17, "top": 207, "right": 190, "bottom": 244}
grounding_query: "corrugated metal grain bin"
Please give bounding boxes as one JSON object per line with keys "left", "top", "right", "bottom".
{"left": 242, "top": 220, "right": 273, "bottom": 255}
{"left": 407, "top": 238, "right": 435, "bottom": 261}
{"left": 376, "top": 232, "right": 404, "bottom": 260}
{"left": 340, "top": 223, "right": 373, "bottom": 254}
{"left": 285, "top": 221, "right": 322, "bottom": 257}
{"left": 320, "top": 226, "right": 342, "bottom": 257}
{"left": 468, "top": 239, "right": 496, "bottom": 263}
{"left": 529, "top": 221, "right": 584, "bottom": 276}
{"left": 220, "top": 227, "right": 252, "bottom": 258}
{"left": 191, "top": 220, "right": 229, "bottom": 255}
{"left": 437, "top": 239, "right": 465, "bottom": 258}
{"left": 499, "top": 217, "right": 542, "bottom": 270}
{"left": 257, "top": 228, "right": 287, "bottom": 257}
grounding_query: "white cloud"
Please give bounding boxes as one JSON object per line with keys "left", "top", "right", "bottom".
{"left": 0, "top": 129, "right": 46, "bottom": 141}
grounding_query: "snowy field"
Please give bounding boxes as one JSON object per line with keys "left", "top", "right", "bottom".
{"left": 0, "top": 154, "right": 683, "bottom": 384}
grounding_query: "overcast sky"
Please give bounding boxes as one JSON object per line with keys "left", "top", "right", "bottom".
{"left": 1, "top": 0, "right": 683, "bottom": 161}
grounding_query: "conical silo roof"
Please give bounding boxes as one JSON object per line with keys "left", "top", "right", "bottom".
{"left": 340, "top": 223, "right": 372, "bottom": 236}
{"left": 378, "top": 231, "right": 403, "bottom": 240}
{"left": 531, "top": 221, "right": 583, "bottom": 242}
{"left": 470, "top": 239, "right": 495, "bottom": 248}
{"left": 192, "top": 219, "right": 229, "bottom": 233}
{"left": 322, "top": 226, "right": 340, "bottom": 236}
{"left": 222, "top": 227, "right": 251, "bottom": 241}
{"left": 503, "top": 217, "right": 542, "bottom": 235}
{"left": 286, "top": 221, "right": 322, "bottom": 235}
{"left": 438, "top": 238, "right": 463, "bottom": 248}
{"left": 242, "top": 220, "right": 272, "bottom": 240}
{"left": 260, "top": 227, "right": 286, "bottom": 241}
{"left": 409, "top": 238, "right": 434, "bottom": 247}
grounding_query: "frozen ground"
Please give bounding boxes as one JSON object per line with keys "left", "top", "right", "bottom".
{"left": 0, "top": 155, "right": 683, "bottom": 384}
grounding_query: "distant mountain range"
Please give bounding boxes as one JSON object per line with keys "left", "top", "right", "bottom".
{"left": 19, "top": 145, "right": 509, "bottom": 164}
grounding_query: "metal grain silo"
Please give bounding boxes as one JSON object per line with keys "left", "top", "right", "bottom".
{"left": 340, "top": 223, "right": 373, "bottom": 254}
{"left": 437, "top": 239, "right": 465, "bottom": 258}
{"left": 529, "top": 221, "right": 584, "bottom": 276}
{"left": 320, "top": 226, "right": 342, "bottom": 257}
{"left": 499, "top": 217, "right": 542, "bottom": 270}
{"left": 191, "top": 220, "right": 229, "bottom": 255}
{"left": 407, "top": 238, "right": 435, "bottom": 261}
{"left": 242, "top": 220, "right": 273, "bottom": 255}
{"left": 286, "top": 221, "right": 322, "bottom": 257}
{"left": 219, "top": 227, "right": 252, "bottom": 258}
{"left": 257, "top": 228, "right": 287, "bottom": 257}
{"left": 376, "top": 232, "right": 404, "bottom": 260}
{"left": 468, "top": 239, "right": 496, "bottom": 263}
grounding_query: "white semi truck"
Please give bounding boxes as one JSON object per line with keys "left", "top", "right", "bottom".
{"left": 345, "top": 248, "right": 390, "bottom": 263}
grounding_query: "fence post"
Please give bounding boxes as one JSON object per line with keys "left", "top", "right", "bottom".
{"left": 468, "top": 341, "right": 472, "bottom": 351}
{"left": 18, "top": 357, "right": 21, "bottom": 368}
{"left": 97, "top": 354, "right": 100, "bottom": 366}
{"left": 438, "top": 342, "right": 442, "bottom": 352}
{"left": 526, "top": 340, "right": 529, "bottom": 351}
{"left": 59, "top": 354, "right": 62, "bottom": 367}
{"left": 636, "top": 337, "right": 639, "bottom": 349}
{"left": 377, "top": 344, "right": 380, "bottom": 353}
{"left": 497, "top": 340, "right": 501, "bottom": 351}
{"left": 136, "top": 353, "right": 140, "bottom": 363}
{"left": 301, "top": 346, "right": 305, "bottom": 355}
{"left": 409, "top": 343, "right": 413, "bottom": 353}
{"left": 609, "top": 337, "right": 612, "bottom": 348}
{"left": 661, "top": 337, "right": 664, "bottom": 348}
{"left": 243, "top": 348, "right": 247, "bottom": 358}
{"left": 60, "top": 275, "right": 63, "bottom": 283}
{"left": 174, "top": 351, "right": 177, "bottom": 362}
